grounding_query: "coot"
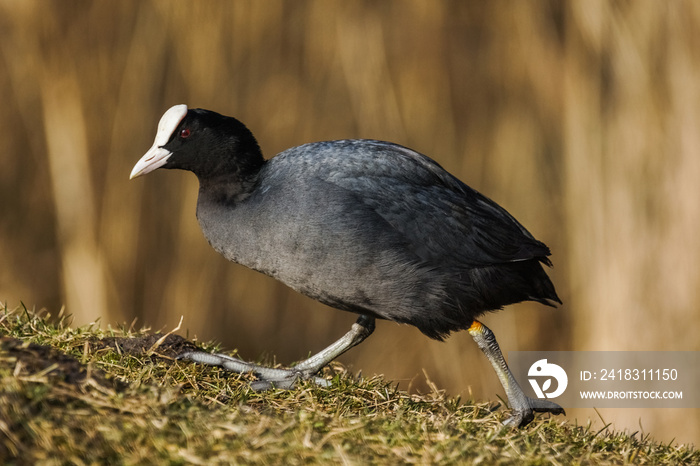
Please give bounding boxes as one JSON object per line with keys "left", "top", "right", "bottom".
{"left": 130, "top": 104, "right": 564, "bottom": 426}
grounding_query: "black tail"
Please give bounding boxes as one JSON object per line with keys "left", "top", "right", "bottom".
{"left": 416, "top": 259, "right": 561, "bottom": 341}
{"left": 528, "top": 259, "right": 562, "bottom": 307}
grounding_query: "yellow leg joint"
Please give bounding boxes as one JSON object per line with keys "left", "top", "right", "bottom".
{"left": 468, "top": 320, "right": 484, "bottom": 335}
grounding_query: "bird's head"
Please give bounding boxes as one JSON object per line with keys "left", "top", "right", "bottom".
{"left": 130, "top": 105, "right": 262, "bottom": 181}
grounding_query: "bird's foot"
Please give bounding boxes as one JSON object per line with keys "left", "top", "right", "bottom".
{"left": 502, "top": 396, "right": 565, "bottom": 427}
{"left": 177, "top": 351, "right": 331, "bottom": 391}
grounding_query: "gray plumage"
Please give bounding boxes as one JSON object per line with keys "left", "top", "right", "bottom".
{"left": 131, "top": 105, "right": 564, "bottom": 427}
{"left": 195, "top": 138, "right": 559, "bottom": 340}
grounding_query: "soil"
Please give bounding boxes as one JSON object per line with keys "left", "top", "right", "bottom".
{"left": 91, "top": 333, "right": 199, "bottom": 359}
{"left": 1, "top": 333, "right": 199, "bottom": 390}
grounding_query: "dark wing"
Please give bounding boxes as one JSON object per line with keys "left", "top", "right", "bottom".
{"left": 283, "top": 139, "right": 551, "bottom": 268}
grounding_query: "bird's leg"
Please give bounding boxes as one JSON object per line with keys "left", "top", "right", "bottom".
{"left": 178, "top": 315, "right": 376, "bottom": 391}
{"left": 468, "top": 320, "right": 565, "bottom": 427}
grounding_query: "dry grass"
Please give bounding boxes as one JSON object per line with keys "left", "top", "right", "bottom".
{"left": 1, "top": 0, "right": 699, "bottom": 444}
{"left": 1, "top": 304, "right": 698, "bottom": 464}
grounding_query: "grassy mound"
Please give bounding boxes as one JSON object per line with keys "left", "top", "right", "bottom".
{"left": 0, "top": 304, "right": 696, "bottom": 464}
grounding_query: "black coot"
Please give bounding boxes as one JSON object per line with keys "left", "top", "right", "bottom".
{"left": 131, "top": 104, "right": 564, "bottom": 426}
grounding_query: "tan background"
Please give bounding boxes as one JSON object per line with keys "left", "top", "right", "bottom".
{"left": 1, "top": 0, "right": 698, "bottom": 445}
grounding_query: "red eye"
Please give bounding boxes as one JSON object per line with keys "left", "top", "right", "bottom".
{"left": 180, "top": 128, "right": 191, "bottom": 139}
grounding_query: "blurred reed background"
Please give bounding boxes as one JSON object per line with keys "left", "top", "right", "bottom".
{"left": 1, "top": 0, "right": 698, "bottom": 444}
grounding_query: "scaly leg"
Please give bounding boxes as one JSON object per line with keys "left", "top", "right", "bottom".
{"left": 468, "top": 320, "right": 565, "bottom": 427}
{"left": 178, "top": 315, "right": 376, "bottom": 391}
